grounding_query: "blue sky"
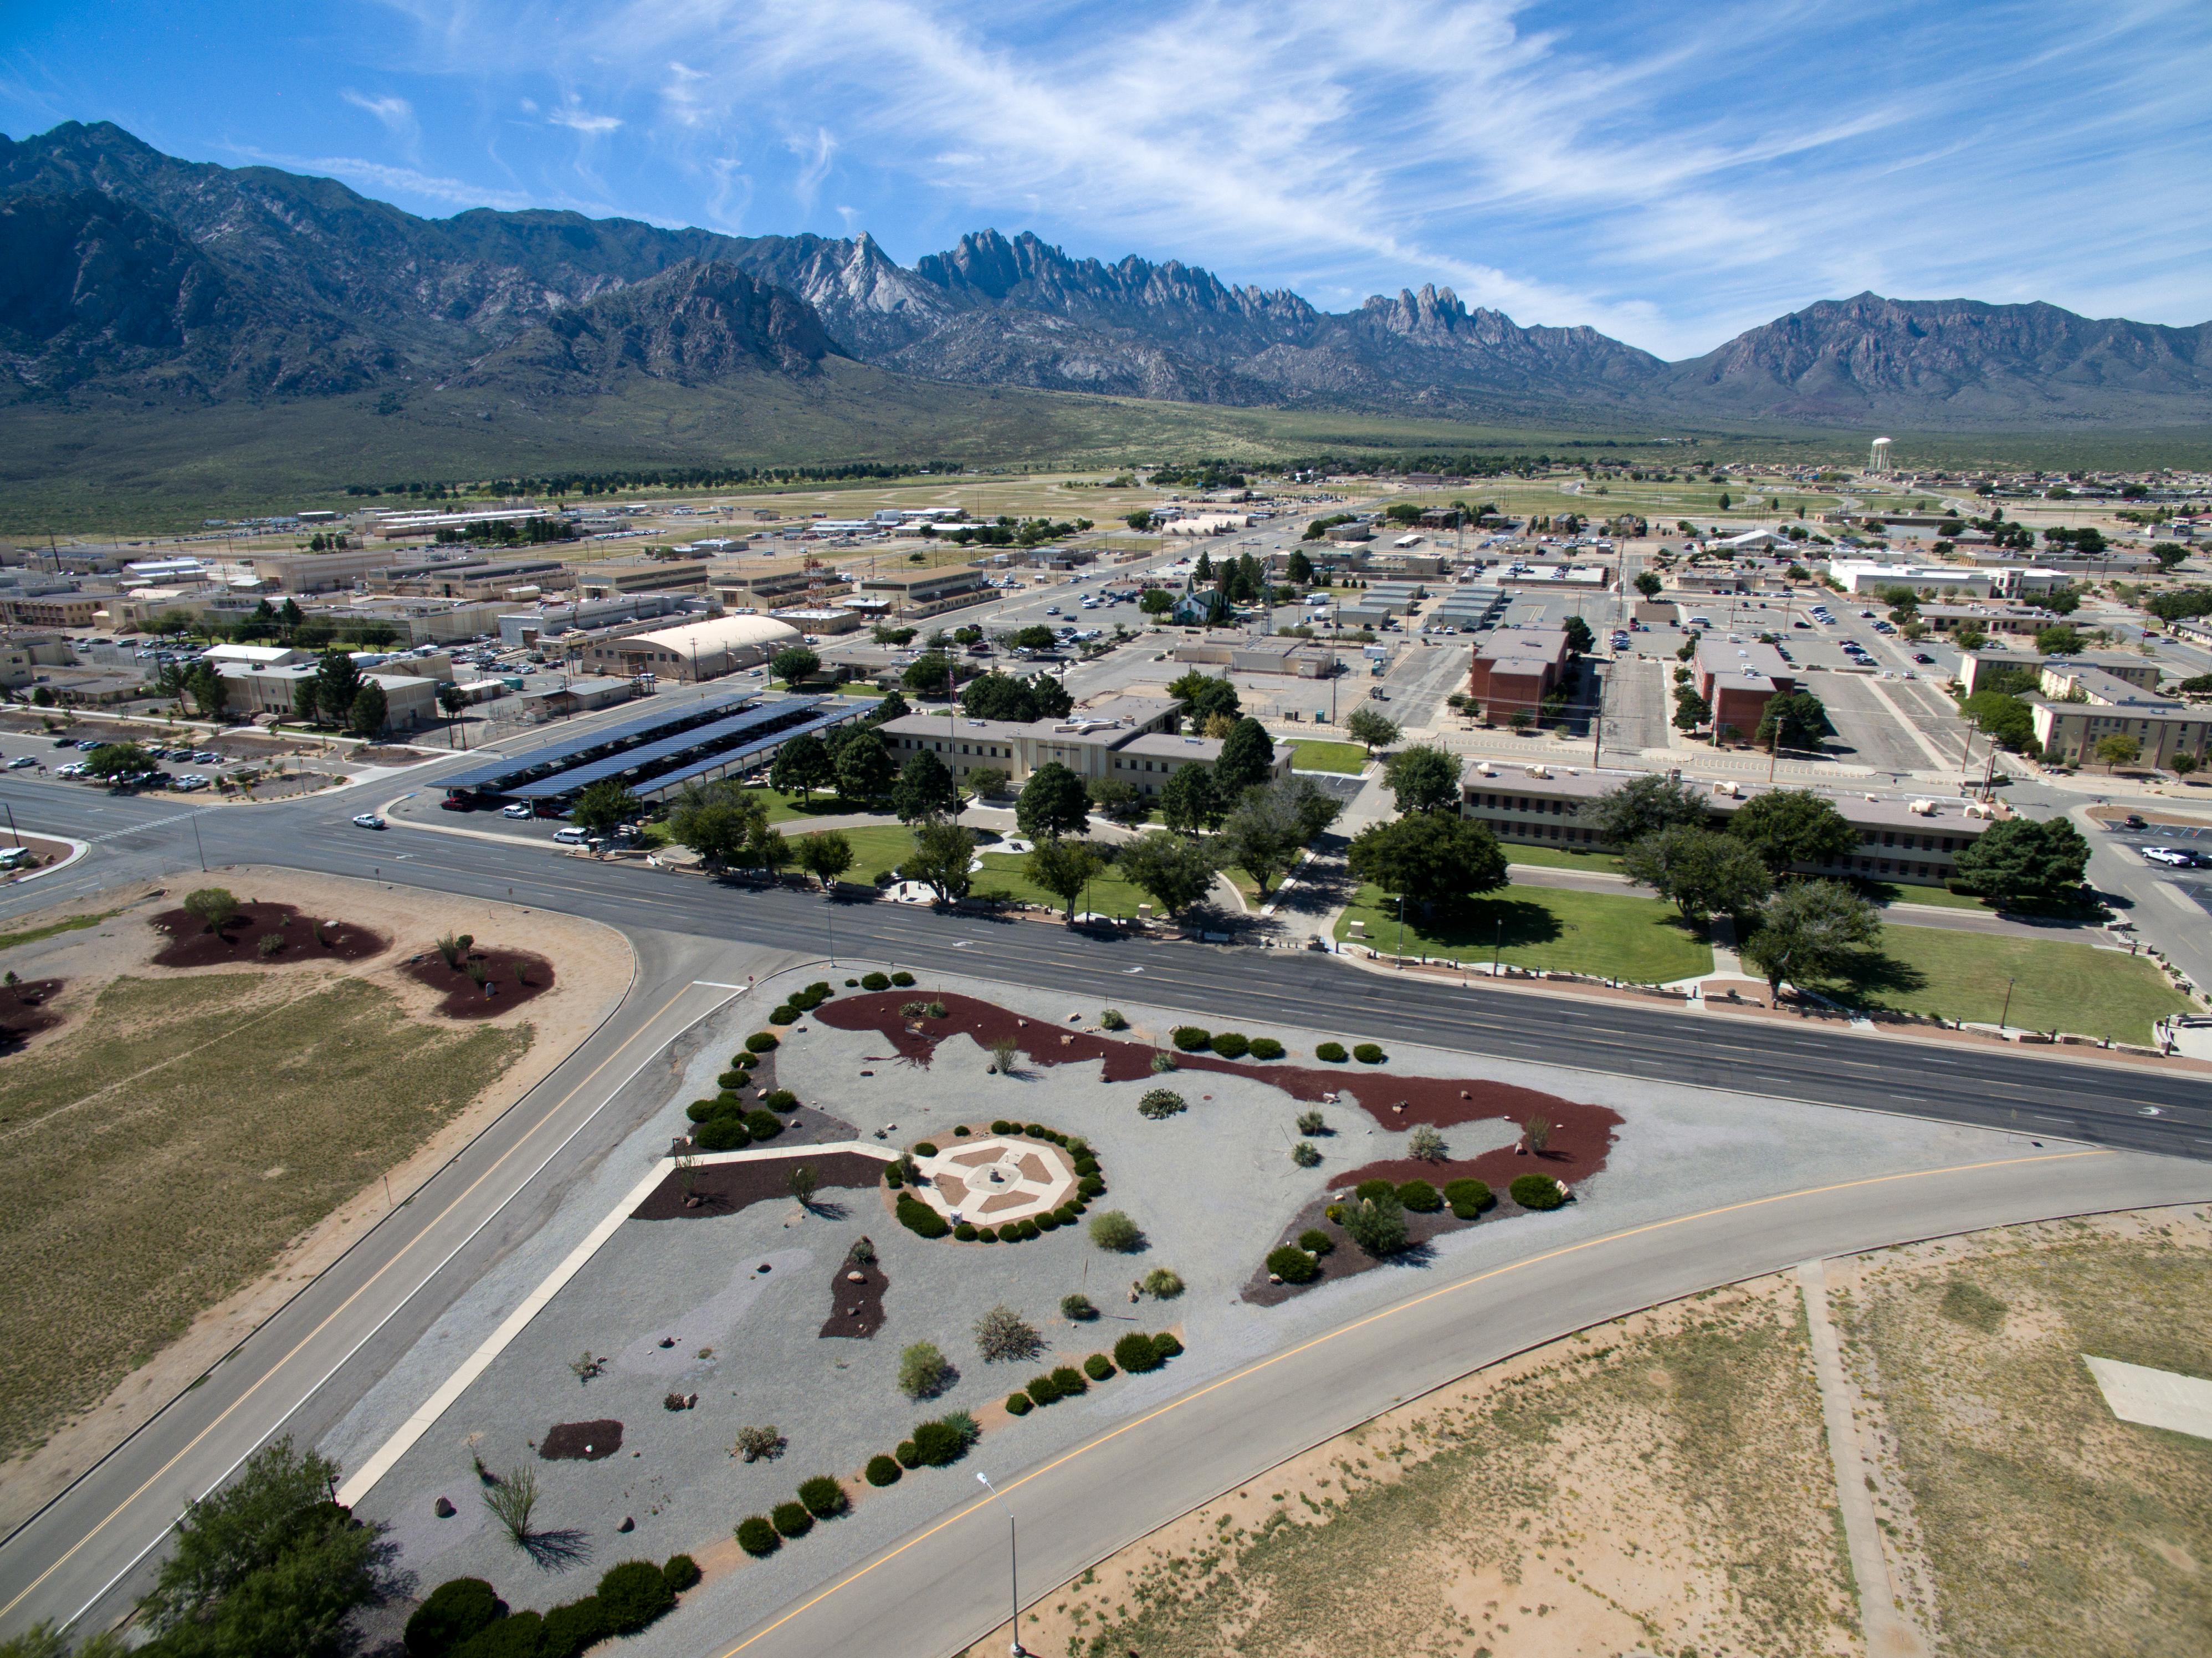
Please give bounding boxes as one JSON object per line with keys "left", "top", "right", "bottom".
{"left": 4, "top": 0, "right": 2209, "bottom": 359}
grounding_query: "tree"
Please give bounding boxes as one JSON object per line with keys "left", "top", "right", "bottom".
{"left": 1016, "top": 761, "right": 1089, "bottom": 840}
{"left": 900, "top": 821, "right": 977, "bottom": 904}
{"left": 1346, "top": 813, "right": 1508, "bottom": 912}
{"left": 743, "top": 822, "right": 790, "bottom": 878}
{"left": 966, "top": 765, "right": 1008, "bottom": 800}
{"left": 1213, "top": 717, "right": 1274, "bottom": 798}
{"left": 834, "top": 727, "right": 895, "bottom": 803}
{"left": 1086, "top": 776, "right": 1143, "bottom": 821}
{"left": 82, "top": 743, "right": 154, "bottom": 781}
{"left": 1158, "top": 763, "right": 1221, "bottom": 835}
{"left": 569, "top": 780, "right": 641, "bottom": 836}
{"left": 1754, "top": 690, "right": 1829, "bottom": 754}
{"left": 182, "top": 887, "right": 239, "bottom": 933}
{"left": 1960, "top": 690, "right": 2037, "bottom": 753}
{"left": 770, "top": 646, "right": 819, "bottom": 685}
{"left": 1165, "top": 669, "right": 1239, "bottom": 725}
{"left": 1339, "top": 1191, "right": 1408, "bottom": 1257}
{"left": 889, "top": 749, "right": 957, "bottom": 823}
{"left": 1026, "top": 838, "right": 1107, "bottom": 921}
{"left": 794, "top": 829, "right": 855, "bottom": 889}
{"left": 869, "top": 688, "right": 911, "bottom": 723}
{"left": 1125, "top": 510, "right": 1154, "bottom": 531}
{"left": 1672, "top": 687, "right": 1711, "bottom": 733}
{"left": 1343, "top": 705, "right": 1400, "bottom": 755}
{"left": 902, "top": 651, "right": 958, "bottom": 694}
{"left": 137, "top": 1437, "right": 383, "bottom": 1658}
{"left": 898, "top": 1342, "right": 951, "bottom": 1400}
{"left": 1953, "top": 625, "right": 1989, "bottom": 652}
{"left": 2035, "top": 623, "right": 2086, "bottom": 656}
{"left": 1117, "top": 830, "right": 1218, "bottom": 917}
{"left": 1727, "top": 789, "right": 1861, "bottom": 876}
{"left": 1880, "top": 585, "right": 1921, "bottom": 616}
{"left": 290, "top": 681, "right": 321, "bottom": 727}
{"left": 1217, "top": 776, "right": 1343, "bottom": 897}
{"left": 1590, "top": 774, "right": 1710, "bottom": 847}
{"left": 1738, "top": 880, "right": 1881, "bottom": 999}
{"left": 436, "top": 684, "right": 468, "bottom": 726}
{"left": 1286, "top": 548, "right": 1314, "bottom": 585}
{"left": 1949, "top": 817, "right": 2090, "bottom": 905}
{"left": 1003, "top": 624, "right": 1059, "bottom": 652}
{"left": 186, "top": 664, "right": 229, "bottom": 718}
{"left": 1620, "top": 826, "right": 1772, "bottom": 922}
{"left": 961, "top": 671, "right": 1068, "bottom": 722}
{"left": 2150, "top": 541, "right": 2189, "bottom": 571}
{"left": 313, "top": 649, "right": 362, "bottom": 718}
{"left": 667, "top": 780, "right": 767, "bottom": 869}
{"left": 1633, "top": 570, "right": 1663, "bottom": 598}
{"left": 1138, "top": 588, "right": 1173, "bottom": 616}
{"left": 1561, "top": 616, "right": 1594, "bottom": 656}
{"left": 770, "top": 731, "right": 833, "bottom": 801}
{"left": 347, "top": 682, "right": 388, "bottom": 738}
{"left": 2095, "top": 733, "right": 2143, "bottom": 771}
{"left": 1383, "top": 744, "right": 1461, "bottom": 815}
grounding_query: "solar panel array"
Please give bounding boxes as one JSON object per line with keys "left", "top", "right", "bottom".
{"left": 437, "top": 690, "right": 757, "bottom": 792}
{"left": 615, "top": 702, "right": 868, "bottom": 800}
{"left": 506, "top": 696, "right": 831, "bottom": 797}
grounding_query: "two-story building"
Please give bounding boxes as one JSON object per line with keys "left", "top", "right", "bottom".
{"left": 1693, "top": 637, "right": 1798, "bottom": 740}
{"left": 1466, "top": 628, "right": 1571, "bottom": 721}
{"left": 877, "top": 694, "right": 1292, "bottom": 799}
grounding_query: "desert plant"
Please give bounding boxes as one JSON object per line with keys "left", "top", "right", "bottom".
{"left": 1406, "top": 1123, "right": 1447, "bottom": 1161}
{"left": 1089, "top": 1210, "right": 1141, "bottom": 1252}
{"left": 988, "top": 1035, "right": 1021, "bottom": 1073}
{"left": 735, "top": 1517, "right": 780, "bottom": 1557}
{"left": 695, "top": 1116, "right": 750, "bottom": 1152}
{"left": 1114, "top": 1331, "right": 1166, "bottom": 1373}
{"left": 596, "top": 1560, "right": 675, "bottom": 1634}
{"left": 787, "top": 1165, "right": 817, "bottom": 1206}
{"left": 1340, "top": 1193, "right": 1409, "bottom": 1256}
{"left": 1142, "top": 1267, "right": 1184, "bottom": 1299}
{"left": 1025, "top": 1374, "right": 1061, "bottom": 1406}
{"left": 1099, "top": 1007, "right": 1128, "bottom": 1030}
{"left": 483, "top": 1466, "right": 541, "bottom": 1547}
{"left": 1443, "top": 1178, "right": 1492, "bottom": 1219}
{"left": 1267, "top": 1245, "right": 1321, "bottom": 1284}
{"left": 864, "top": 1454, "right": 902, "bottom": 1486}
{"left": 1522, "top": 1113, "right": 1552, "bottom": 1154}
{"left": 513, "top": 961, "right": 530, "bottom": 987}
{"left": 769, "top": 1004, "right": 800, "bottom": 1025}
{"left": 764, "top": 1088, "right": 799, "bottom": 1111}
{"left": 1353, "top": 1042, "right": 1386, "bottom": 1064}
{"left": 1005, "top": 1391, "right": 1033, "bottom": 1415}
{"left": 567, "top": 1351, "right": 605, "bottom": 1385}
{"left": 1084, "top": 1355, "right": 1117, "bottom": 1384}
{"left": 1138, "top": 1088, "right": 1186, "bottom": 1120}
{"left": 1355, "top": 1179, "right": 1396, "bottom": 1201}
{"left": 1050, "top": 1364, "right": 1087, "bottom": 1396}
{"left": 731, "top": 1425, "right": 786, "bottom": 1463}
{"left": 974, "top": 1304, "right": 1043, "bottom": 1363}
{"left": 1510, "top": 1173, "right": 1568, "bottom": 1211}
{"left": 910, "top": 1419, "right": 965, "bottom": 1466}
{"left": 662, "top": 1554, "right": 701, "bottom": 1593}
{"left": 1247, "top": 1037, "right": 1284, "bottom": 1059}
{"left": 913, "top": 1140, "right": 938, "bottom": 1157}
{"left": 1149, "top": 1050, "right": 1178, "bottom": 1073}
{"left": 1061, "top": 1293, "right": 1098, "bottom": 1322}
{"left": 255, "top": 932, "right": 284, "bottom": 959}
{"left": 1296, "top": 1108, "right": 1328, "bottom": 1135}
{"left": 1291, "top": 1141, "right": 1321, "bottom": 1167}
{"left": 1314, "top": 1041, "right": 1348, "bottom": 1062}
{"left": 1298, "top": 1228, "right": 1334, "bottom": 1256}
{"left": 771, "top": 1502, "right": 813, "bottom": 1539}
{"left": 851, "top": 1236, "right": 875, "bottom": 1264}
{"left": 745, "top": 1031, "right": 780, "bottom": 1053}
{"left": 897, "top": 1194, "right": 949, "bottom": 1238}
{"left": 1171, "top": 1025, "right": 1212, "bottom": 1051}
{"left": 899, "top": 1341, "right": 951, "bottom": 1399}
{"left": 796, "top": 1476, "right": 848, "bottom": 1519}
{"left": 1397, "top": 1179, "right": 1442, "bottom": 1212}
{"left": 890, "top": 970, "right": 916, "bottom": 986}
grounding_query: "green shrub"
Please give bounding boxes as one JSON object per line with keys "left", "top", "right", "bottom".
{"left": 976, "top": 1226, "right": 998, "bottom": 1241}
{"left": 1072, "top": 1154, "right": 1100, "bottom": 1175}
{"left": 991, "top": 1118, "right": 1013, "bottom": 1134}
{"left": 1143, "top": 1267, "right": 1184, "bottom": 1298}
{"left": 745, "top": 1031, "right": 780, "bottom": 1053}
{"left": 898, "top": 1341, "right": 950, "bottom": 1400}
{"left": 538, "top": 1597, "right": 608, "bottom": 1658}
{"left": 797, "top": 1476, "right": 847, "bottom": 1519}
{"left": 1354, "top": 1178, "right": 1395, "bottom": 1202}
{"left": 954, "top": 1124, "right": 970, "bottom": 1136}
{"left": 1209, "top": 1031, "right": 1250, "bottom": 1058}
{"left": 743, "top": 1109, "right": 782, "bottom": 1141}
{"left": 769, "top": 1005, "right": 800, "bottom": 1025}
{"left": 1138, "top": 1088, "right": 1186, "bottom": 1120}
{"left": 1005, "top": 1391, "right": 1033, "bottom": 1416}
{"left": 1267, "top": 1245, "right": 1320, "bottom": 1283}
{"left": 866, "top": 1454, "right": 903, "bottom": 1486}
{"left": 1052, "top": 1204, "right": 1078, "bottom": 1225}
{"left": 1510, "top": 1173, "right": 1568, "bottom": 1211}
{"left": 1078, "top": 1174, "right": 1106, "bottom": 1198}
{"left": 1298, "top": 1229, "right": 1335, "bottom": 1256}
{"left": 862, "top": 971, "right": 891, "bottom": 990}
{"left": 890, "top": 970, "right": 916, "bottom": 987}
{"left": 912, "top": 1420, "right": 964, "bottom": 1466}
{"left": 764, "top": 1088, "right": 799, "bottom": 1111}
{"left": 1171, "top": 1025, "right": 1212, "bottom": 1051}
{"left": 1050, "top": 1364, "right": 1087, "bottom": 1396}
{"left": 694, "top": 1115, "right": 751, "bottom": 1152}
{"left": 662, "top": 1554, "right": 701, "bottom": 1593}
{"left": 1353, "top": 1043, "right": 1386, "bottom": 1064}
{"left": 715, "top": 1069, "right": 746, "bottom": 1089}
{"left": 1025, "top": 1374, "right": 1061, "bottom": 1405}
{"left": 1153, "top": 1332, "right": 1182, "bottom": 1361}
{"left": 454, "top": 1610, "right": 543, "bottom": 1658}
{"left": 938, "top": 1409, "right": 980, "bottom": 1453}
{"left": 1083, "top": 1352, "right": 1115, "bottom": 1381}
{"left": 1315, "top": 1041, "right": 1348, "bottom": 1062}
{"left": 895, "top": 1439, "right": 920, "bottom": 1467}
{"left": 1443, "top": 1178, "right": 1492, "bottom": 1219}
{"left": 1036, "top": 1211, "right": 1061, "bottom": 1231}
{"left": 1115, "top": 1331, "right": 1164, "bottom": 1373}
{"left": 1248, "top": 1037, "right": 1285, "bottom": 1060}
{"left": 1291, "top": 1142, "right": 1320, "bottom": 1167}
{"left": 1397, "top": 1179, "right": 1442, "bottom": 1213}
{"left": 736, "top": 1517, "right": 780, "bottom": 1556}
{"left": 845, "top": 978, "right": 860, "bottom": 987}
{"left": 1062, "top": 1293, "right": 1098, "bottom": 1322}
{"left": 1100, "top": 1007, "right": 1129, "bottom": 1030}
{"left": 897, "top": 1195, "right": 950, "bottom": 1239}
{"left": 685, "top": 1098, "right": 719, "bottom": 1123}
{"left": 883, "top": 1162, "right": 904, "bottom": 1189}
{"left": 1340, "top": 1192, "right": 1409, "bottom": 1256}
{"left": 1150, "top": 1051, "right": 1179, "bottom": 1074}
{"left": 954, "top": 1222, "right": 978, "bottom": 1241}
{"left": 596, "top": 1560, "right": 674, "bottom": 1634}
{"left": 1017, "top": 1219, "right": 1041, "bottom": 1240}
{"left": 731, "top": 1051, "right": 757, "bottom": 1070}
{"left": 406, "top": 1577, "right": 503, "bottom": 1657}
{"left": 913, "top": 1140, "right": 939, "bottom": 1157}
{"left": 771, "top": 1501, "right": 813, "bottom": 1539}
{"left": 1089, "top": 1210, "right": 1140, "bottom": 1251}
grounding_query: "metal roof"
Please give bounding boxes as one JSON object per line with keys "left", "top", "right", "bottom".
{"left": 438, "top": 690, "right": 758, "bottom": 792}
{"left": 622, "top": 703, "right": 869, "bottom": 800}
{"left": 506, "top": 696, "right": 830, "bottom": 797}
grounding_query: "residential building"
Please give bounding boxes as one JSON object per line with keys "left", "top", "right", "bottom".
{"left": 1465, "top": 628, "right": 1570, "bottom": 721}
{"left": 1957, "top": 651, "right": 2159, "bottom": 698}
{"left": 1694, "top": 637, "right": 1798, "bottom": 740}
{"left": 877, "top": 693, "right": 1292, "bottom": 799}
{"left": 2025, "top": 667, "right": 2210, "bottom": 770}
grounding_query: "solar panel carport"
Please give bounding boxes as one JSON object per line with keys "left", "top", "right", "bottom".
{"left": 437, "top": 691, "right": 757, "bottom": 794}
{"left": 505, "top": 696, "right": 844, "bottom": 797}
{"left": 611, "top": 702, "right": 872, "bottom": 802}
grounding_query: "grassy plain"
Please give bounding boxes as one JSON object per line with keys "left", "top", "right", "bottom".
{"left": 1501, "top": 841, "right": 1626, "bottom": 874}
{"left": 0, "top": 972, "right": 530, "bottom": 1463}
{"left": 1334, "top": 881, "right": 1713, "bottom": 982}
{"left": 1285, "top": 739, "right": 1367, "bottom": 774}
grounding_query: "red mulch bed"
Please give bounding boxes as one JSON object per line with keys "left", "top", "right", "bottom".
{"left": 631, "top": 1150, "right": 884, "bottom": 1221}
{"left": 401, "top": 947, "right": 557, "bottom": 1018}
{"left": 819, "top": 1237, "right": 888, "bottom": 1339}
{"left": 539, "top": 1420, "right": 623, "bottom": 1461}
{"left": 149, "top": 903, "right": 387, "bottom": 969}
{"left": 0, "top": 978, "right": 65, "bottom": 1048}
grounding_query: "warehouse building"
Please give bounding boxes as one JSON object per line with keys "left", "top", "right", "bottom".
{"left": 580, "top": 615, "right": 801, "bottom": 683}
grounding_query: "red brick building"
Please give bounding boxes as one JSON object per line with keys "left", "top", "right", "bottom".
{"left": 1693, "top": 637, "right": 1798, "bottom": 741}
{"left": 1466, "top": 628, "right": 1570, "bottom": 721}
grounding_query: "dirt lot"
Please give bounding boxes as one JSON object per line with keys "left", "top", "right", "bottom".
{"left": 0, "top": 870, "right": 633, "bottom": 1533}
{"left": 985, "top": 1275, "right": 1855, "bottom": 1658}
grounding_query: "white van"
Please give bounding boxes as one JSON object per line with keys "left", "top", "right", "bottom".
{"left": 552, "top": 826, "right": 591, "bottom": 845}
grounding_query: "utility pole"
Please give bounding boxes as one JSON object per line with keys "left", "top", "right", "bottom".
{"left": 976, "top": 1473, "right": 1025, "bottom": 1656}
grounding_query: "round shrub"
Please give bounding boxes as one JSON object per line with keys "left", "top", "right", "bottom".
{"left": 954, "top": 1222, "right": 978, "bottom": 1241}
{"left": 769, "top": 1005, "right": 800, "bottom": 1025}
{"left": 1443, "top": 1178, "right": 1492, "bottom": 1219}
{"left": 1083, "top": 1352, "right": 1115, "bottom": 1381}
{"left": 1072, "top": 1154, "right": 1100, "bottom": 1175}
{"left": 890, "top": 970, "right": 916, "bottom": 987}
{"left": 1267, "top": 1245, "right": 1320, "bottom": 1284}
{"left": 845, "top": 978, "right": 860, "bottom": 987}
{"left": 1353, "top": 1043, "right": 1386, "bottom": 1064}
{"left": 1036, "top": 1211, "right": 1061, "bottom": 1231}
{"left": 913, "top": 1421, "right": 962, "bottom": 1466}
{"left": 861, "top": 971, "right": 891, "bottom": 991}
{"left": 661, "top": 1554, "right": 701, "bottom": 1594}
{"left": 1298, "top": 1228, "right": 1335, "bottom": 1256}
{"left": 1052, "top": 1204, "right": 1078, "bottom": 1225}
{"left": 715, "top": 1069, "right": 747, "bottom": 1090}
{"left": 764, "top": 1088, "right": 799, "bottom": 1112}
{"left": 797, "top": 1475, "right": 847, "bottom": 1519}
{"left": 730, "top": 1051, "right": 757, "bottom": 1071}
{"left": 538, "top": 1597, "right": 607, "bottom": 1658}
{"left": 1291, "top": 1142, "right": 1320, "bottom": 1167}
{"left": 1354, "top": 1178, "right": 1396, "bottom": 1203}
{"left": 745, "top": 1031, "right": 780, "bottom": 1053}
{"left": 1171, "top": 1025, "right": 1212, "bottom": 1051}
{"left": 743, "top": 1109, "right": 782, "bottom": 1141}
{"left": 883, "top": 1162, "right": 904, "bottom": 1190}
{"left": 976, "top": 1226, "right": 998, "bottom": 1241}
{"left": 1025, "top": 1374, "right": 1061, "bottom": 1406}
{"left": 1138, "top": 1088, "right": 1186, "bottom": 1120}
{"left": 1050, "top": 1364, "right": 1087, "bottom": 1396}
{"left": 1314, "top": 1041, "right": 1349, "bottom": 1062}
{"left": 1247, "top": 1037, "right": 1285, "bottom": 1060}
{"left": 1397, "top": 1179, "right": 1442, "bottom": 1213}
{"left": 771, "top": 1501, "right": 813, "bottom": 1539}
{"left": 406, "top": 1577, "right": 503, "bottom": 1657}
{"left": 913, "top": 1140, "right": 939, "bottom": 1157}
{"left": 991, "top": 1118, "right": 1012, "bottom": 1134}
{"left": 895, "top": 1439, "right": 920, "bottom": 1467}
{"left": 1142, "top": 1267, "right": 1184, "bottom": 1299}
{"left": 865, "top": 1454, "right": 902, "bottom": 1486}
{"left": 735, "top": 1517, "right": 780, "bottom": 1557}
{"left": 1017, "top": 1219, "right": 1041, "bottom": 1240}
{"left": 1510, "top": 1173, "right": 1568, "bottom": 1211}
{"left": 1114, "top": 1331, "right": 1164, "bottom": 1373}
{"left": 1023, "top": 1122, "right": 1049, "bottom": 1136}
{"left": 453, "top": 1609, "right": 540, "bottom": 1658}
{"left": 1340, "top": 1192, "right": 1409, "bottom": 1256}
{"left": 1078, "top": 1174, "right": 1106, "bottom": 1198}
{"left": 897, "top": 1195, "right": 950, "bottom": 1239}
{"left": 1208, "top": 1031, "right": 1250, "bottom": 1058}
{"left": 1005, "top": 1391, "right": 1033, "bottom": 1415}
{"left": 685, "top": 1098, "right": 720, "bottom": 1123}
{"left": 694, "top": 1115, "right": 751, "bottom": 1152}
{"left": 1090, "top": 1210, "right": 1140, "bottom": 1251}
{"left": 1152, "top": 1331, "right": 1183, "bottom": 1360}
{"left": 596, "top": 1560, "right": 674, "bottom": 1635}
{"left": 954, "top": 1124, "right": 970, "bottom": 1136}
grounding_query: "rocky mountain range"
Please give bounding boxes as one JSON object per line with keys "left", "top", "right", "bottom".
{"left": 4, "top": 119, "right": 2209, "bottom": 432}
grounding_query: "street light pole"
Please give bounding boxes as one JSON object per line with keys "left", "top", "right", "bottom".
{"left": 1998, "top": 975, "right": 2016, "bottom": 1033}
{"left": 976, "top": 1473, "right": 1025, "bottom": 1656}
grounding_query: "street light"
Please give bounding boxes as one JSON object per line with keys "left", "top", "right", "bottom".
{"left": 975, "top": 1472, "right": 1025, "bottom": 1655}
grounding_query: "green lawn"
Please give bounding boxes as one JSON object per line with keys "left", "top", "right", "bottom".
{"left": 1334, "top": 882, "right": 1713, "bottom": 984}
{"left": 1287, "top": 739, "right": 1368, "bottom": 774}
{"left": 813, "top": 824, "right": 924, "bottom": 882}
{"left": 1796, "top": 924, "right": 2191, "bottom": 1044}
{"left": 974, "top": 851, "right": 1158, "bottom": 918}
{"left": 1503, "top": 843, "right": 1626, "bottom": 875}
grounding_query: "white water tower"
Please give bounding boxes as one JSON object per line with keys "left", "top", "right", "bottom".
{"left": 1868, "top": 436, "right": 1894, "bottom": 475}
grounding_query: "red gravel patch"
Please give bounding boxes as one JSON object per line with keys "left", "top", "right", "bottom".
{"left": 819, "top": 1237, "right": 888, "bottom": 1339}
{"left": 539, "top": 1420, "right": 623, "bottom": 1461}
{"left": 0, "top": 978, "right": 65, "bottom": 1048}
{"left": 401, "top": 946, "right": 556, "bottom": 1019}
{"left": 149, "top": 903, "right": 387, "bottom": 968}
{"left": 632, "top": 1150, "right": 884, "bottom": 1221}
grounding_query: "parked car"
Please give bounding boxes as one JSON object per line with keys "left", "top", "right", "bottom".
{"left": 552, "top": 826, "right": 592, "bottom": 844}
{"left": 75, "top": 738, "right": 100, "bottom": 750}
{"left": 2141, "top": 846, "right": 2189, "bottom": 866}
{"left": 2122, "top": 814, "right": 2147, "bottom": 830}
{"left": 1912, "top": 652, "right": 1935, "bottom": 664}
{"left": 50, "top": 735, "right": 74, "bottom": 748}
{"left": 440, "top": 795, "right": 475, "bottom": 812}
{"left": 6, "top": 755, "right": 36, "bottom": 769}
{"left": 501, "top": 803, "right": 534, "bottom": 819}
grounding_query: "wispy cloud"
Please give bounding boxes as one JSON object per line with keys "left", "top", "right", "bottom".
{"left": 341, "top": 90, "right": 414, "bottom": 135}
{"left": 547, "top": 106, "right": 623, "bottom": 135}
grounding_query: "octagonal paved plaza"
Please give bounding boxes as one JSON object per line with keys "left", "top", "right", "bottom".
{"left": 914, "top": 1136, "right": 1078, "bottom": 1228}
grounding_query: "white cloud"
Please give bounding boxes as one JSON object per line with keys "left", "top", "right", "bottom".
{"left": 341, "top": 90, "right": 416, "bottom": 135}
{"left": 548, "top": 107, "right": 622, "bottom": 135}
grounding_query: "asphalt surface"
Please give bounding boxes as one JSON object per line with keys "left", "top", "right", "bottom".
{"left": 2, "top": 725, "right": 2209, "bottom": 1641}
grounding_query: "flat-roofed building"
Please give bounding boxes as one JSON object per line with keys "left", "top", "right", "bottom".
{"left": 2025, "top": 663, "right": 2211, "bottom": 769}
{"left": 877, "top": 693, "right": 1290, "bottom": 798}
{"left": 581, "top": 614, "right": 801, "bottom": 682}
{"left": 1914, "top": 603, "right": 2049, "bottom": 636}
{"left": 1171, "top": 636, "right": 1332, "bottom": 677}
{"left": 1466, "top": 627, "right": 1570, "bottom": 721}
{"left": 856, "top": 566, "right": 989, "bottom": 618}
{"left": 1957, "top": 650, "right": 2160, "bottom": 698}
{"left": 375, "top": 557, "right": 576, "bottom": 599}
{"left": 772, "top": 607, "right": 863, "bottom": 635}
{"left": 577, "top": 559, "right": 709, "bottom": 599}
{"left": 1, "top": 594, "right": 103, "bottom": 628}
{"left": 711, "top": 569, "right": 853, "bottom": 610}
{"left": 1694, "top": 636, "right": 1797, "bottom": 741}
